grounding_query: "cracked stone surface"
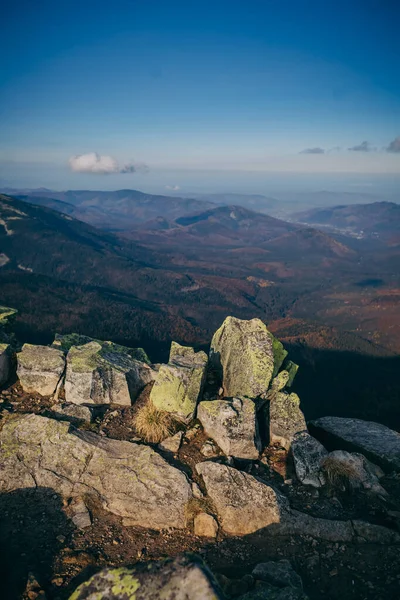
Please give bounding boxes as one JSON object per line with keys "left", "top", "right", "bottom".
{"left": 0, "top": 414, "right": 192, "bottom": 529}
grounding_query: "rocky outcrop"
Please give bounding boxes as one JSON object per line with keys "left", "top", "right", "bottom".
{"left": 309, "top": 416, "right": 400, "bottom": 472}
{"left": 269, "top": 392, "right": 306, "bottom": 450}
{"left": 0, "top": 414, "right": 192, "bottom": 529}
{"left": 196, "top": 461, "right": 287, "bottom": 535}
{"left": 17, "top": 344, "right": 65, "bottom": 396}
{"left": 291, "top": 431, "right": 328, "bottom": 488}
{"left": 150, "top": 342, "right": 207, "bottom": 422}
{"left": 209, "top": 317, "right": 287, "bottom": 399}
{"left": 197, "top": 397, "right": 261, "bottom": 459}
{"left": 64, "top": 341, "right": 155, "bottom": 405}
{"left": 68, "top": 555, "right": 222, "bottom": 600}
{"left": 0, "top": 343, "right": 11, "bottom": 386}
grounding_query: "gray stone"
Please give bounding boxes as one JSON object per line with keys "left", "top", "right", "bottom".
{"left": 309, "top": 416, "right": 400, "bottom": 472}
{"left": 200, "top": 441, "right": 219, "bottom": 458}
{"left": 69, "top": 498, "right": 92, "bottom": 529}
{"left": 252, "top": 560, "right": 303, "bottom": 589}
{"left": 17, "top": 344, "right": 65, "bottom": 396}
{"left": 209, "top": 316, "right": 287, "bottom": 399}
{"left": 270, "top": 371, "right": 290, "bottom": 392}
{"left": 150, "top": 342, "right": 207, "bottom": 422}
{"left": 65, "top": 341, "right": 155, "bottom": 406}
{"left": 0, "top": 414, "right": 192, "bottom": 530}
{"left": 291, "top": 431, "right": 328, "bottom": 488}
{"left": 0, "top": 343, "right": 11, "bottom": 386}
{"left": 159, "top": 431, "right": 183, "bottom": 454}
{"left": 50, "top": 403, "right": 92, "bottom": 424}
{"left": 197, "top": 397, "right": 261, "bottom": 459}
{"left": 196, "top": 461, "right": 287, "bottom": 535}
{"left": 322, "top": 450, "right": 388, "bottom": 496}
{"left": 269, "top": 392, "right": 306, "bottom": 450}
{"left": 194, "top": 513, "right": 218, "bottom": 538}
{"left": 68, "top": 554, "right": 223, "bottom": 600}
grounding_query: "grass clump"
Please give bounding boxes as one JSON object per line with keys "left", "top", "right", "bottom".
{"left": 133, "top": 400, "right": 177, "bottom": 443}
{"left": 321, "top": 456, "right": 357, "bottom": 489}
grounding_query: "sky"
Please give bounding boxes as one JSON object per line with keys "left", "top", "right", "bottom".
{"left": 1, "top": 0, "right": 400, "bottom": 192}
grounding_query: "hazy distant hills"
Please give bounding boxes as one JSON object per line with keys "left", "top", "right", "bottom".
{"left": 293, "top": 201, "right": 400, "bottom": 244}
{"left": 12, "top": 188, "right": 216, "bottom": 231}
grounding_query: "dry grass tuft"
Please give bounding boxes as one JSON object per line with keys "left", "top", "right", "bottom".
{"left": 321, "top": 456, "right": 357, "bottom": 488}
{"left": 133, "top": 400, "right": 177, "bottom": 443}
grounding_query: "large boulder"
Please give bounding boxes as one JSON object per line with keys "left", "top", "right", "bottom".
{"left": 309, "top": 416, "right": 400, "bottom": 472}
{"left": 291, "top": 431, "right": 328, "bottom": 488}
{"left": 68, "top": 555, "right": 223, "bottom": 600}
{"left": 269, "top": 392, "right": 306, "bottom": 450}
{"left": 0, "top": 414, "right": 192, "bottom": 529}
{"left": 150, "top": 342, "right": 207, "bottom": 422}
{"left": 197, "top": 397, "right": 261, "bottom": 459}
{"left": 0, "top": 343, "right": 11, "bottom": 386}
{"left": 17, "top": 344, "right": 65, "bottom": 396}
{"left": 53, "top": 333, "right": 150, "bottom": 363}
{"left": 209, "top": 317, "right": 287, "bottom": 399}
{"left": 196, "top": 461, "right": 287, "bottom": 535}
{"left": 65, "top": 341, "right": 155, "bottom": 405}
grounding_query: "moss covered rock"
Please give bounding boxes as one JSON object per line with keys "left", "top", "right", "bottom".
{"left": 65, "top": 341, "right": 155, "bottom": 405}
{"left": 69, "top": 555, "right": 222, "bottom": 600}
{"left": 209, "top": 317, "right": 286, "bottom": 400}
{"left": 150, "top": 342, "right": 207, "bottom": 422}
{"left": 17, "top": 344, "right": 65, "bottom": 396}
{"left": 269, "top": 392, "right": 307, "bottom": 450}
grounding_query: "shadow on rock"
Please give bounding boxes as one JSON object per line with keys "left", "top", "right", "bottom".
{"left": 0, "top": 487, "right": 74, "bottom": 600}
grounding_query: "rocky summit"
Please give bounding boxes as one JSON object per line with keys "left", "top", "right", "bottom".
{"left": 0, "top": 314, "right": 400, "bottom": 600}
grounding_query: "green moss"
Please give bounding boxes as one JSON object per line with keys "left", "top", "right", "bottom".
{"left": 0, "top": 306, "right": 17, "bottom": 325}
{"left": 267, "top": 332, "right": 288, "bottom": 377}
{"left": 284, "top": 360, "right": 299, "bottom": 387}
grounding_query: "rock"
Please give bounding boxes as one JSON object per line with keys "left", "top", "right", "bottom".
{"left": 269, "top": 392, "right": 306, "bottom": 450}
{"left": 322, "top": 450, "right": 388, "bottom": 496}
{"left": 210, "top": 317, "right": 288, "bottom": 399}
{"left": 284, "top": 361, "right": 298, "bottom": 388}
{"left": 197, "top": 397, "right": 261, "bottom": 459}
{"left": 352, "top": 520, "right": 400, "bottom": 544}
{"left": 0, "top": 343, "right": 11, "bottom": 386}
{"left": 238, "top": 583, "right": 308, "bottom": 600}
{"left": 192, "top": 482, "right": 203, "bottom": 498}
{"left": 309, "top": 416, "right": 400, "bottom": 472}
{"left": 252, "top": 560, "right": 303, "bottom": 589}
{"left": 50, "top": 403, "right": 92, "bottom": 424}
{"left": 69, "top": 498, "right": 92, "bottom": 529}
{"left": 65, "top": 341, "right": 155, "bottom": 406}
{"left": 53, "top": 333, "right": 150, "bottom": 364}
{"left": 291, "top": 431, "right": 328, "bottom": 488}
{"left": 150, "top": 342, "right": 207, "bottom": 422}
{"left": 159, "top": 431, "right": 183, "bottom": 454}
{"left": 270, "top": 371, "right": 290, "bottom": 392}
{"left": 68, "top": 554, "right": 223, "bottom": 600}
{"left": 200, "top": 441, "right": 219, "bottom": 458}
{"left": 196, "top": 461, "right": 287, "bottom": 535}
{"left": 0, "top": 414, "right": 192, "bottom": 530}
{"left": 194, "top": 513, "right": 218, "bottom": 537}
{"left": 17, "top": 344, "right": 65, "bottom": 396}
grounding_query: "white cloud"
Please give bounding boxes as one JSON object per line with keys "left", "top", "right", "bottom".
{"left": 68, "top": 152, "right": 148, "bottom": 174}
{"left": 387, "top": 136, "right": 400, "bottom": 153}
{"left": 165, "top": 184, "right": 180, "bottom": 191}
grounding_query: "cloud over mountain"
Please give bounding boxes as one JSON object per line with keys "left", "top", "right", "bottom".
{"left": 299, "top": 147, "right": 325, "bottom": 154}
{"left": 68, "top": 153, "right": 148, "bottom": 174}
{"left": 387, "top": 136, "right": 400, "bottom": 153}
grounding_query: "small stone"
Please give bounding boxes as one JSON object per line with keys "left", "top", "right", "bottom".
{"left": 159, "top": 431, "right": 183, "bottom": 454}
{"left": 191, "top": 482, "right": 204, "bottom": 499}
{"left": 56, "top": 535, "right": 66, "bottom": 544}
{"left": 252, "top": 559, "right": 303, "bottom": 589}
{"left": 194, "top": 513, "right": 218, "bottom": 538}
{"left": 200, "top": 441, "right": 218, "bottom": 458}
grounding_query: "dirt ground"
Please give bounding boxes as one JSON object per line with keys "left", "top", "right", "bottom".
{"left": 1, "top": 383, "right": 400, "bottom": 600}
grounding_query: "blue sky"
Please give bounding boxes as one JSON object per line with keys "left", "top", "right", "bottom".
{"left": 1, "top": 0, "right": 399, "bottom": 190}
